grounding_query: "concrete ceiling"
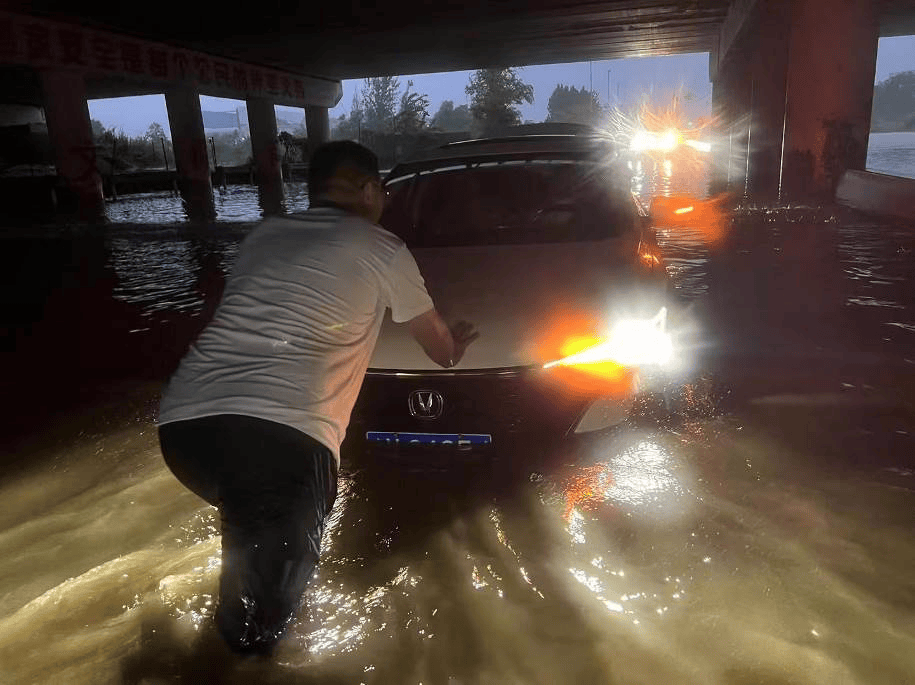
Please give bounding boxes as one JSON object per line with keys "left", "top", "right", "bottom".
{"left": 14, "top": 1, "right": 915, "bottom": 81}
{"left": 18, "top": 0, "right": 731, "bottom": 80}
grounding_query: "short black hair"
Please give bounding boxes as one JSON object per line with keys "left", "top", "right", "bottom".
{"left": 307, "top": 140, "right": 380, "bottom": 197}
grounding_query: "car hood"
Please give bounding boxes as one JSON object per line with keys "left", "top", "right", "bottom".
{"left": 368, "top": 237, "right": 658, "bottom": 371}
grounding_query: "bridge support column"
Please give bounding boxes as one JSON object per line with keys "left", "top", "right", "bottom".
{"left": 746, "top": 2, "right": 791, "bottom": 201}
{"left": 246, "top": 97, "right": 284, "bottom": 216}
{"left": 39, "top": 69, "right": 105, "bottom": 221}
{"left": 709, "top": 78, "right": 730, "bottom": 196}
{"left": 165, "top": 85, "right": 215, "bottom": 222}
{"left": 305, "top": 105, "right": 330, "bottom": 158}
{"left": 780, "top": 0, "right": 879, "bottom": 201}
{"left": 711, "top": 60, "right": 751, "bottom": 198}
{"left": 714, "top": 0, "right": 878, "bottom": 203}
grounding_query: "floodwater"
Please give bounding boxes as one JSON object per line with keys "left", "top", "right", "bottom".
{"left": 103, "top": 183, "right": 312, "bottom": 225}
{"left": 867, "top": 131, "right": 915, "bottom": 180}
{"left": 1, "top": 190, "right": 914, "bottom": 684}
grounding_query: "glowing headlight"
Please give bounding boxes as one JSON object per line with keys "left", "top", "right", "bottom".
{"left": 684, "top": 140, "right": 712, "bottom": 153}
{"left": 630, "top": 129, "right": 679, "bottom": 153}
{"left": 545, "top": 307, "right": 673, "bottom": 369}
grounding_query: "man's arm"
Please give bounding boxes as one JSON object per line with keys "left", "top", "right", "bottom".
{"left": 408, "top": 309, "right": 479, "bottom": 368}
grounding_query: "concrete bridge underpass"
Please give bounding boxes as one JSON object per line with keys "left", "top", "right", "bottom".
{"left": 2, "top": 0, "right": 914, "bottom": 221}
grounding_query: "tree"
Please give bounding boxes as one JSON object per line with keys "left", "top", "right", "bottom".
{"left": 350, "top": 92, "right": 364, "bottom": 134}
{"left": 546, "top": 84, "right": 603, "bottom": 126}
{"left": 90, "top": 119, "right": 107, "bottom": 139}
{"left": 465, "top": 68, "right": 534, "bottom": 134}
{"left": 332, "top": 92, "right": 367, "bottom": 141}
{"left": 432, "top": 100, "right": 473, "bottom": 132}
{"left": 872, "top": 70, "right": 915, "bottom": 132}
{"left": 210, "top": 130, "right": 252, "bottom": 166}
{"left": 394, "top": 80, "right": 431, "bottom": 134}
{"left": 331, "top": 113, "right": 353, "bottom": 141}
{"left": 362, "top": 76, "right": 400, "bottom": 133}
{"left": 144, "top": 122, "right": 167, "bottom": 141}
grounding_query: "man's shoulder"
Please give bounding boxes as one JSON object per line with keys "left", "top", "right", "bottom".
{"left": 334, "top": 215, "right": 405, "bottom": 254}
{"left": 250, "top": 210, "right": 405, "bottom": 257}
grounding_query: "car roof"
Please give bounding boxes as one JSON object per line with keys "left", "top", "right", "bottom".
{"left": 384, "top": 133, "right": 623, "bottom": 183}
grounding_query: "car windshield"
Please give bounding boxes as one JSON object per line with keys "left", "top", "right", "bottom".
{"left": 380, "top": 159, "right": 636, "bottom": 248}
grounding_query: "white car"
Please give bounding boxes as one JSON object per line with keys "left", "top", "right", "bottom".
{"left": 345, "top": 132, "right": 672, "bottom": 462}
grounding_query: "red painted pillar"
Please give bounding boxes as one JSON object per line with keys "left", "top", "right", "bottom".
{"left": 246, "top": 97, "right": 284, "bottom": 216}
{"left": 164, "top": 85, "right": 215, "bottom": 222}
{"left": 781, "top": 0, "right": 879, "bottom": 201}
{"left": 745, "top": 0, "right": 791, "bottom": 201}
{"left": 39, "top": 69, "right": 105, "bottom": 221}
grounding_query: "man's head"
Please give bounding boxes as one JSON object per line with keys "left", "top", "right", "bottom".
{"left": 308, "top": 141, "right": 385, "bottom": 223}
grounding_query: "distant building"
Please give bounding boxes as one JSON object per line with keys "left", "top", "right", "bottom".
{"left": 202, "top": 110, "right": 241, "bottom": 135}
{"left": 202, "top": 106, "right": 305, "bottom": 138}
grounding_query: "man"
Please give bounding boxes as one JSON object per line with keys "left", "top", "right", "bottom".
{"left": 157, "top": 141, "right": 478, "bottom": 654}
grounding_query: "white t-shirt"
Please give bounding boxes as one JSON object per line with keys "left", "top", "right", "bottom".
{"left": 157, "top": 207, "right": 434, "bottom": 465}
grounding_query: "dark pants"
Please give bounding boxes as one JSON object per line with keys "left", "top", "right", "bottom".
{"left": 158, "top": 414, "right": 337, "bottom": 653}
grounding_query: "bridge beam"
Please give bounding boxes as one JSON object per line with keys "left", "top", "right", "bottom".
{"left": 713, "top": 0, "right": 879, "bottom": 202}
{"left": 165, "top": 84, "right": 216, "bottom": 222}
{"left": 0, "top": 11, "right": 341, "bottom": 109}
{"left": 246, "top": 97, "right": 284, "bottom": 216}
{"left": 39, "top": 69, "right": 105, "bottom": 220}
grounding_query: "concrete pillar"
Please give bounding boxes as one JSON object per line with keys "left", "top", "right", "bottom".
{"left": 746, "top": 2, "right": 791, "bottom": 201}
{"left": 39, "top": 69, "right": 105, "bottom": 221}
{"left": 714, "top": 52, "right": 753, "bottom": 198}
{"left": 164, "top": 85, "right": 215, "bottom": 222}
{"left": 781, "top": 0, "right": 879, "bottom": 201}
{"left": 709, "top": 78, "right": 730, "bottom": 196}
{"left": 246, "top": 97, "right": 284, "bottom": 216}
{"left": 305, "top": 105, "right": 330, "bottom": 158}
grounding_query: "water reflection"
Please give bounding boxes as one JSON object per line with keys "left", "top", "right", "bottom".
{"left": 103, "top": 182, "right": 310, "bottom": 224}
{"left": 866, "top": 131, "right": 915, "bottom": 180}
{"left": 109, "top": 239, "right": 203, "bottom": 315}
{"left": 603, "top": 440, "right": 690, "bottom": 511}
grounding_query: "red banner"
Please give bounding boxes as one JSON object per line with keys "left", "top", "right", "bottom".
{"left": 0, "top": 11, "right": 340, "bottom": 108}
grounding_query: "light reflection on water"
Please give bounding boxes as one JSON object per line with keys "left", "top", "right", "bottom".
{"left": 602, "top": 439, "right": 690, "bottom": 511}
{"left": 109, "top": 239, "right": 203, "bottom": 314}
{"left": 1, "top": 361, "right": 913, "bottom": 683}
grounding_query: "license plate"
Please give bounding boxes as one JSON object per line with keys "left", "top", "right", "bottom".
{"left": 366, "top": 432, "right": 492, "bottom": 447}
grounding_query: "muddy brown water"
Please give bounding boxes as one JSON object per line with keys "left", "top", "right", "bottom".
{"left": 1, "top": 201, "right": 913, "bottom": 684}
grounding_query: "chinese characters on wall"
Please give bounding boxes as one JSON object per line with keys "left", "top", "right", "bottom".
{"left": 0, "top": 12, "right": 331, "bottom": 107}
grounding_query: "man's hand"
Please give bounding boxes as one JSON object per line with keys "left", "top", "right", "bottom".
{"left": 449, "top": 321, "right": 479, "bottom": 365}
{"left": 409, "top": 310, "right": 479, "bottom": 368}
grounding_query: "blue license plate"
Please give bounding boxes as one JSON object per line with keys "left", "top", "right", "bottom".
{"left": 366, "top": 432, "right": 492, "bottom": 447}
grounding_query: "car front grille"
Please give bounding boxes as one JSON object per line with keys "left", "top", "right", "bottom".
{"left": 343, "top": 366, "right": 591, "bottom": 459}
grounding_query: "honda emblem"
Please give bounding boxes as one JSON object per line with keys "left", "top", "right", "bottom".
{"left": 408, "top": 390, "right": 444, "bottom": 419}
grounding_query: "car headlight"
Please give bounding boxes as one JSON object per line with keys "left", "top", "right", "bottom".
{"left": 544, "top": 307, "right": 673, "bottom": 369}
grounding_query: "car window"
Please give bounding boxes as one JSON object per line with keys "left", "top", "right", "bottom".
{"left": 380, "top": 160, "right": 636, "bottom": 248}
